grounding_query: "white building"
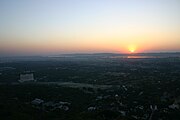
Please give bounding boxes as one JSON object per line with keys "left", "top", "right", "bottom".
{"left": 19, "top": 73, "right": 36, "bottom": 83}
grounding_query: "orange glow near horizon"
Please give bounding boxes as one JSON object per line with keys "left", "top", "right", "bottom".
{"left": 0, "top": 1, "right": 180, "bottom": 55}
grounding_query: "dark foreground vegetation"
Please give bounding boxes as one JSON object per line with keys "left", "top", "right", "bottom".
{"left": 0, "top": 53, "right": 180, "bottom": 120}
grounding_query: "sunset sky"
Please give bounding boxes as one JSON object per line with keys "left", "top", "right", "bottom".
{"left": 0, "top": 0, "right": 180, "bottom": 55}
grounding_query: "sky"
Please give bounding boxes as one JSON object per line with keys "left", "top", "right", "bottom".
{"left": 0, "top": 0, "right": 180, "bottom": 55}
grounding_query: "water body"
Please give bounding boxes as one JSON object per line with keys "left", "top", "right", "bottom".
{"left": 110, "top": 56, "right": 157, "bottom": 59}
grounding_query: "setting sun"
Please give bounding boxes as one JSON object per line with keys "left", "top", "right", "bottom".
{"left": 128, "top": 45, "right": 137, "bottom": 53}
{"left": 129, "top": 49, "right": 135, "bottom": 53}
{"left": 0, "top": 0, "right": 180, "bottom": 55}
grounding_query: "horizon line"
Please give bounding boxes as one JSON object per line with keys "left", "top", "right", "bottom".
{"left": 0, "top": 51, "right": 180, "bottom": 57}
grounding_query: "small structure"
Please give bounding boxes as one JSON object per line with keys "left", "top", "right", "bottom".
{"left": 169, "top": 97, "right": 180, "bottom": 110}
{"left": 19, "top": 73, "right": 36, "bottom": 83}
{"left": 57, "top": 105, "right": 69, "bottom": 111}
{"left": 119, "top": 111, "right": 126, "bottom": 116}
{"left": 31, "top": 98, "right": 44, "bottom": 106}
{"left": 169, "top": 103, "right": 179, "bottom": 109}
{"left": 88, "top": 106, "right": 96, "bottom": 111}
{"left": 42, "top": 101, "right": 71, "bottom": 111}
